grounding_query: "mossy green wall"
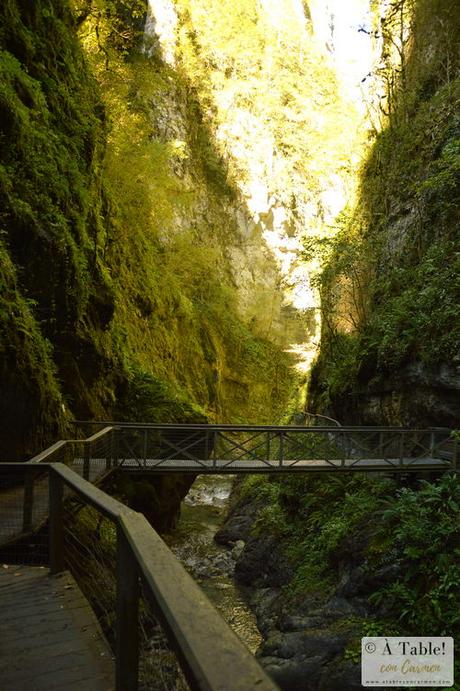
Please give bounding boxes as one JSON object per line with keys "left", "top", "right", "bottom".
{"left": 309, "top": 0, "right": 460, "bottom": 426}
{"left": 0, "top": 0, "right": 298, "bottom": 458}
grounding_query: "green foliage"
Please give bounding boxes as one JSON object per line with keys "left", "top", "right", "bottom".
{"left": 0, "top": 240, "right": 68, "bottom": 457}
{"left": 241, "top": 472, "right": 395, "bottom": 593}
{"left": 369, "top": 475, "right": 460, "bottom": 634}
{"left": 311, "top": 5, "right": 460, "bottom": 404}
{"left": 242, "top": 470, "right": 460, "bottom": 654}
{"left": 365, "top": 240, "right": 460, "bottom": 369}
{"left": 120, "top": 368, "right": 207, "bottom": 423}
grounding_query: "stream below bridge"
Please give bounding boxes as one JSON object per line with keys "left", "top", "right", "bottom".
{"left": 163, "top": 475, "right": 261, "bottom": 653}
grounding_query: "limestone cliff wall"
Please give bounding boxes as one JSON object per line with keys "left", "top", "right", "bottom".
{"left": 0, "top": 0, "right": 298, "bottom": 458}
{"left": 309, "top": 0, "right": 460, "bottom": 427}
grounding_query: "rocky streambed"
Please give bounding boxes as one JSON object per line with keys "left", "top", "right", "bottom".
{"left": 166, "top": 475, "right": 386, "bottom": 691}
{"left": 164, "top": 474, "right": 261, "bottom": 653}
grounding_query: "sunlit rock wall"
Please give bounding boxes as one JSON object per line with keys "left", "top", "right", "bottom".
{"left": 309, "top": 0, "right": 460, "bottom": 427}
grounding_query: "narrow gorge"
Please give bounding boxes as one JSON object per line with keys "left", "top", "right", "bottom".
{"left": 0, "top": 1, "right": 459, "bottom": 690}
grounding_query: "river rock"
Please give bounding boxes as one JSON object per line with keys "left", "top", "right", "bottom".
{"left": 260, "top": 631, "right": 348, "bottom": 660}
{"left": 231, "top": 539, "right": 245, "bottom": 560}
{"left": 214, "top": 492, "right": 263, "bottom": 544}
{"left": 235, "top": 533, "right": 293, "bottom": 587}
{"left": 247, "top": 583, "right": 378, "bottom": 691}
{"left": 261, "top": 655, "right": 324, "bottom": 691}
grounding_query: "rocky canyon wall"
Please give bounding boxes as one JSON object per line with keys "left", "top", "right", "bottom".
{"left": 309, "top": 0, "right": 460, "bottom": 427}
{"left": 0, "top": 0, "right": 301, "bottom": 458}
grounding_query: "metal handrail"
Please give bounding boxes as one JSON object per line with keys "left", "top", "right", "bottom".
{"left": 27, "top": 426, "right": 115, "bottom": 464}
{"left": 74, "top": 420, "right": 452, "bottom": 432}
{"left": 1, "top": 461, "right": 279, "bottom": 690}
{"left": 44, "top": 462, "right": 279, "bottom": 691}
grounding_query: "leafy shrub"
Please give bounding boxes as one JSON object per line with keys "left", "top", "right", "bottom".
{"left": 370, "top": 474, "right": 460, "bottom": 634}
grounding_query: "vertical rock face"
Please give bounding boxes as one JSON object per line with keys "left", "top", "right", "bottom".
{"left": 309, "top": 0, "right": 460, "bottom": 427}
{"left": 168, "top": 0, "right": 368, "bottom": 377}
{"left": 0, "top": 0, "right": 110, "bottom": 456}
{"left": 145, "top": 0, "right": 178, "bottom": 65}
{"left": 0, "top": 0, "right": 307, "bottom": 458}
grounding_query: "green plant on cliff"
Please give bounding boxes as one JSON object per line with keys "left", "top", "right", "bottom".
{"left": 74, "top": 0, "right": 298, "bottom": 425}
{"left": 241, "top": 472, "right": 395, "bottom": 591}
{"left": 369, "top": 475, "right": 460, "bottom": 634}
{"left": 309, "top": 0, "right": 460, "bottom": 410}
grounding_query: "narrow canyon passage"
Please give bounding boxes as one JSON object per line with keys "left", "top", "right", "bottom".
{"left": 0, "top": 0, "right": 459, "bottom": 689}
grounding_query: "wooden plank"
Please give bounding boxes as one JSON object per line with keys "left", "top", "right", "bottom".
{"left": 0, "top": 622, "right": 95, "bottom": 652}
{"left": 0, "top": 567, "right": 114, "bottom": 691}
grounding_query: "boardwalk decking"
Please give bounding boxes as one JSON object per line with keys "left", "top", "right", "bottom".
{"left": 0, "top": 566, "right": 114, "bottom": 691}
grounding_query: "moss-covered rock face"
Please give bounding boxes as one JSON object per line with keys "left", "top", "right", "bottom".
{"left": 0, "top": 0, "right": 112, "bottom": 456}
{"left": 221, "top": 471, "right": 460, "bottom": 691}
{"left": 0, "top": 0, "right": 300, "bottom": 458}
{"left": 309, "top": 0, "right": 460, "bottom": 427}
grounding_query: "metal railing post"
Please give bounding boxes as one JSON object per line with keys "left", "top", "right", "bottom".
{"left": 49, "top": 468, "right": 65, "bottom": 575}
{"left": 213, "top": 431, "right": 218, "bottom": 469}
{"left": 378, "top": 431, "right": 384, "bottom": 460}
{"left": 340, "top": 430, "right": 346, "bottom": 468}
{"left": 113, "top": 428, "right": 120, "bottom": 468}
{"left": 22, "top": 471, "right": 35, "bottom": 533}
{"left": 429, "top": 431, "right": 435, "bottom": 459}
{"left": 204, "top": 429, "right": 209, "bottom": 461}
{"left": 83, "top": 442, "right": 91, "bottom": 480}
{"left": 279, "top": 432, "right": 284, "bottom": 467}
{"left": 399, "top": 431, "right": 405, "bottom": 467}
{"left": 106, "top": 431, "right": 113, "bottom": 472}
{"left": 142, "top": 429, "right": 148, "bottom": 467}
{"left": 266, "top": 431, "right": 271, "bottom": 463}
{"left": 116, "top": 526, "right": 140, "bottom": 691}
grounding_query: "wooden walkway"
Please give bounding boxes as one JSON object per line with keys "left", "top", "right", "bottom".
{"left": 0, "top": 566, "right": 114, "bottom": 691}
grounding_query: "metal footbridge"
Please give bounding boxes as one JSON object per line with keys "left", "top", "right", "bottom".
{"left": 0, "top": 421, "right": 456, "bottom": 691}
{"left": 75, "top": 422, "right": 456, "bottom": 476}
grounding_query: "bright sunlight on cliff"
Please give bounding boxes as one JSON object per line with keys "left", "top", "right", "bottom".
{"left": 147, "top": 0, "right": 380, "bottom": 374}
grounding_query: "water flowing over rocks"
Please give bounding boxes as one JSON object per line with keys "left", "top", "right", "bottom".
{"left": 165, "top": 475, "right": 262, "bottom": 653}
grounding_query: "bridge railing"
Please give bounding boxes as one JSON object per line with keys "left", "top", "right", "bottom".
{"left": 0, "top": 461, "right": 279, "bottom": 691}
{"left": 0, "top": 462, "right": 50, "bottom": 563}
{"left": 74, "top": 422, "right": 456, "bottom": 472}
{"left": 0, "top": 427, "right": 119, "bottom": 558}
{"left": 28, "top": 426, "right": 116, "bottom": 480}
